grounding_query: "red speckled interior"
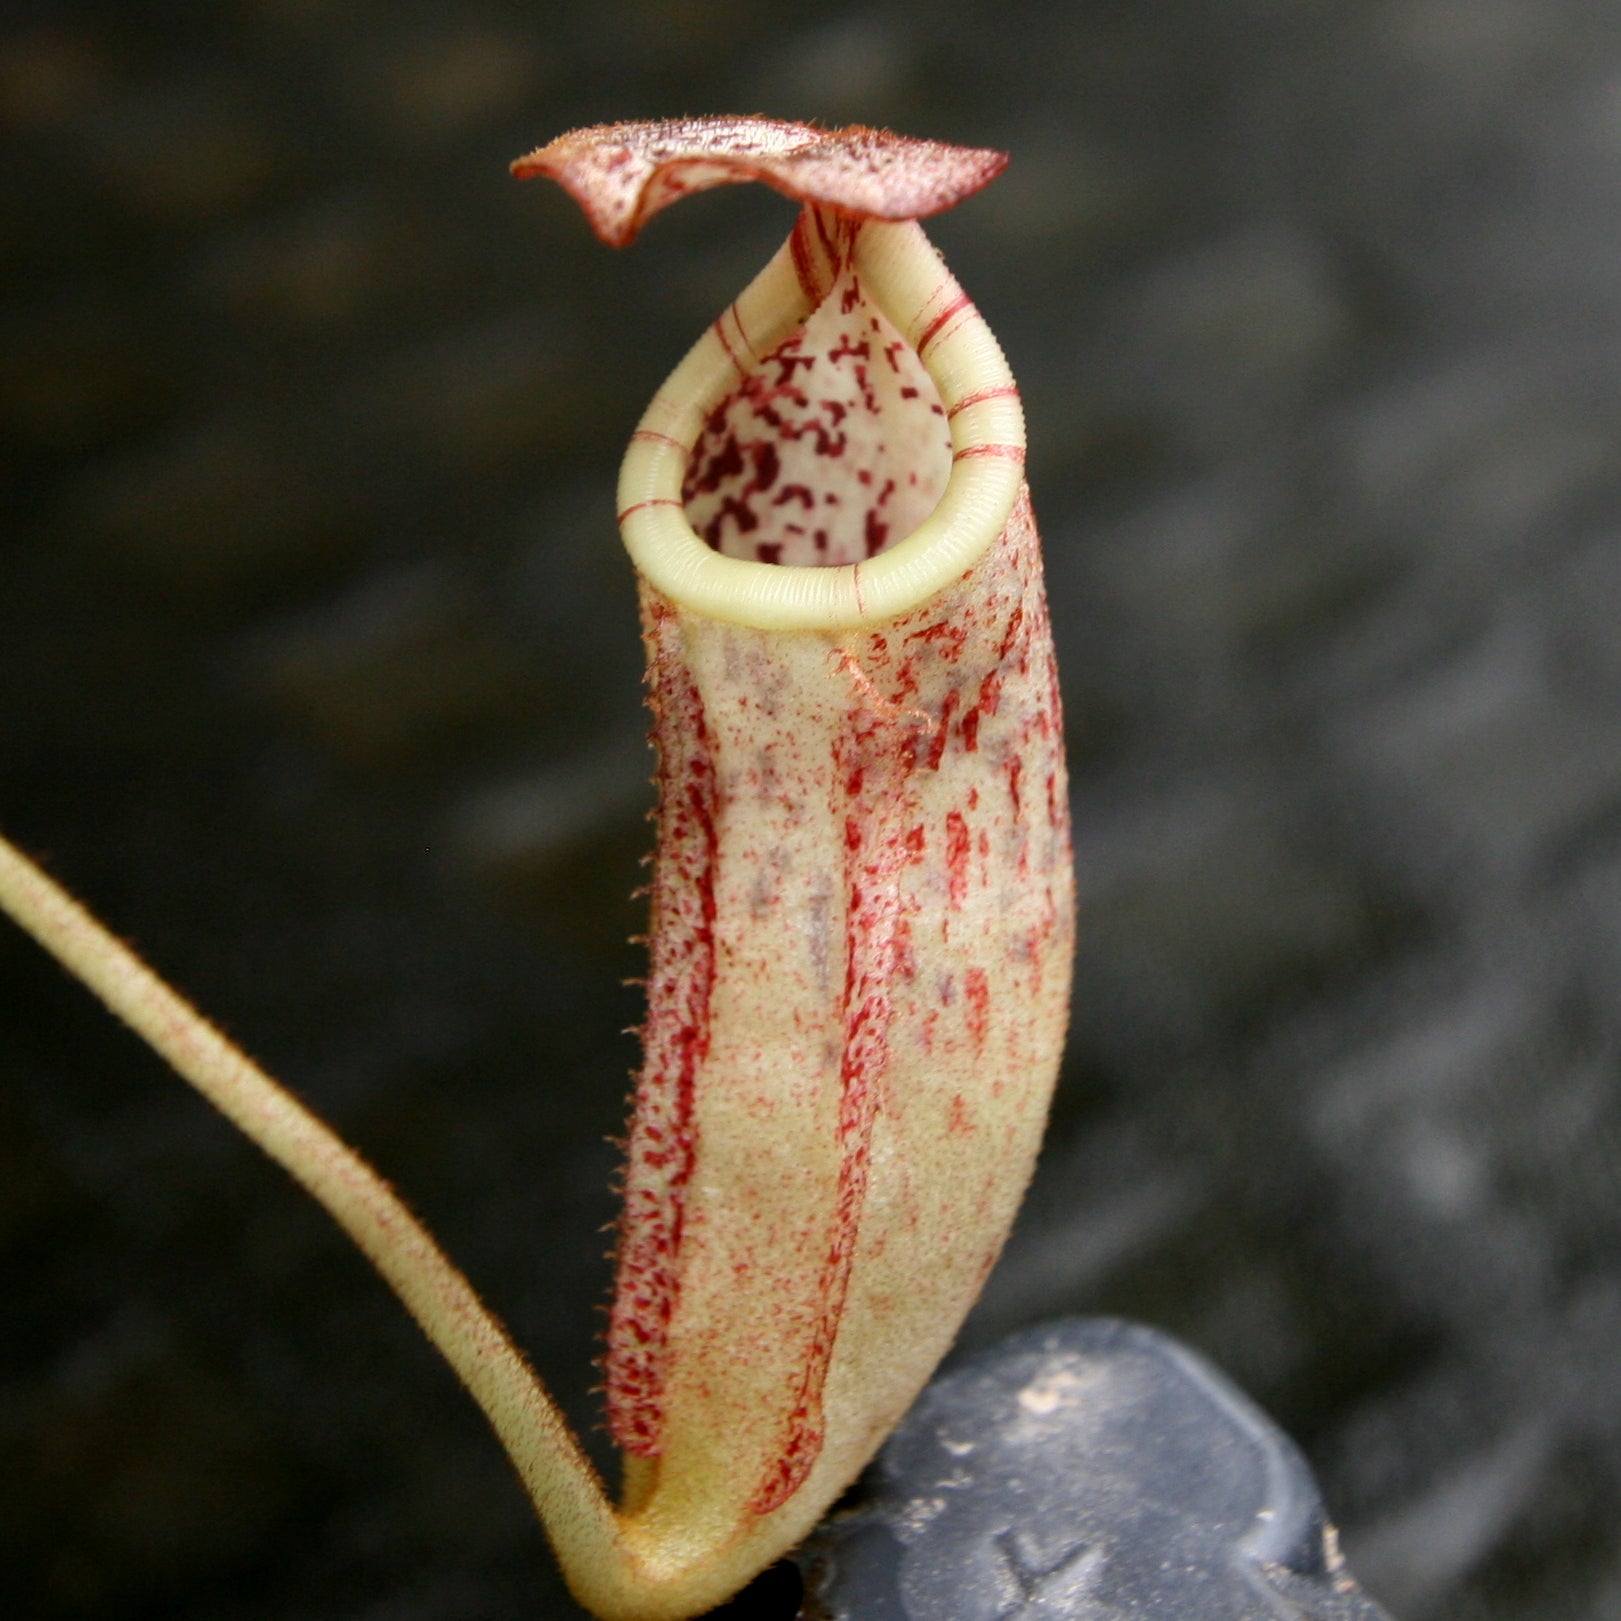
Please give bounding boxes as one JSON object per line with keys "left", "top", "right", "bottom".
{"left": 683, "top": 261, "right": 952, "bottom": 568}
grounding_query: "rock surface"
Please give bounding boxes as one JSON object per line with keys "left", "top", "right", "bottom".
{"left": 803, "top": 1318, "right": 1393, "bottom": 1621}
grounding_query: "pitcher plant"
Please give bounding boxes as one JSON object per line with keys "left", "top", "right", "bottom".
{"left": 0, "top": 118, "right": 1075, "bottom": 1620}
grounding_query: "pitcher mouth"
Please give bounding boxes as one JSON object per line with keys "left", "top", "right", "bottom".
{"left": 616, "top": 212, "right": 1026, "bottom": 631}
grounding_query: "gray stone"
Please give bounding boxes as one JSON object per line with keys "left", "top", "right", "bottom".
{"left": 802, "top": 1318, "right": 1394, "bottom": 1621}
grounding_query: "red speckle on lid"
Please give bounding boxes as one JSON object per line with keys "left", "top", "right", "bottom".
{"left": 513, "top": 118, "right": 1007, "bottom": 248}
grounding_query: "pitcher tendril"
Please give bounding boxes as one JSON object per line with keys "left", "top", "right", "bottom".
{"left": 1, "top": 117, "right": 1075, "bottom": 1621}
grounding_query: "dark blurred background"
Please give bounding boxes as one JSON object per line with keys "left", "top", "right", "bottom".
{"left": 4, "top": 2, "right": 1621, "bottom": 1617}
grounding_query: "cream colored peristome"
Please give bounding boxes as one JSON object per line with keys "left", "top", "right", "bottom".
{"left": 616, "top": 218, "right": 1025, "bottom": 628}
